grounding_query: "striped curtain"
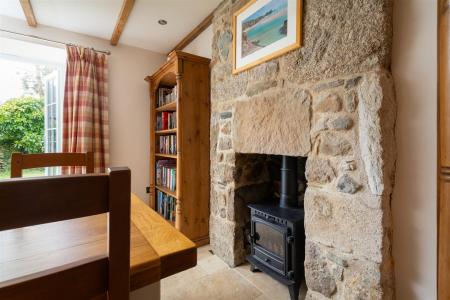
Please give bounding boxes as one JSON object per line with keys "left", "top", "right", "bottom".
{"left": 62, "top": 46, "right": 109, "bottom": 174}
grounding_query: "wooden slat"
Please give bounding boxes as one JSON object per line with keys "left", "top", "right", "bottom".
{"left": 108, "top": 168, "right": 130, "bottom": 300}
{"left": 169, "top": 12, "right": 214, "bottom": 53}
{"left": 0, "top": 258, "right": 108, "bottom": 300}
{"left": 19, "top": 0, "right": 37, "bottom": 27}
{"left": 11, "top": 152, "right": 94, "bottom": 178}
{"left": 0, "top": 174, "right": 109, "bottom": 231}
{"left": 110, "top": 0, "right": 135, "bottom": 46}
{"left": 0, "top": 215, "right": 107, "bottom": 285}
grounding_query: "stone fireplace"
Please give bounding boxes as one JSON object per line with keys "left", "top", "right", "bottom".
{"left": 210, "top": 0, "right": 395, "bottom": 298}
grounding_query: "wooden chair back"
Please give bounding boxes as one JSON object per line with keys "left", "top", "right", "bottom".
{"left": 0, "top": 168, "right": 131, "bottom": 300}
{"left": 10, "top": 152, "right": 95, "bottom": 178}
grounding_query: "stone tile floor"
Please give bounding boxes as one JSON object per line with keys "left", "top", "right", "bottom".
{"left": 161, "top": 245, "right": 307, "bottom": 300}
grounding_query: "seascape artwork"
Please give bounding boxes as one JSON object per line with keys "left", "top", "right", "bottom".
{"left": 233, "top": 0, "right": 301, "bottom": 74}
{"left": 241, "top": 0, "right": 288, "bottom": 58}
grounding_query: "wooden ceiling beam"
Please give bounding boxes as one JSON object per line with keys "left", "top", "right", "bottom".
{"left": 169, "top": 12, "right": 214, "bottom": 54}
{"left": 19, "top": 0, "right": 37, "bottom": 27}
{"left": 110, "top": 0, "right": 136, "bottom": 46}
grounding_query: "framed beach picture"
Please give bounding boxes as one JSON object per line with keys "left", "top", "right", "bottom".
{"left": 232, "top": 0, "right": 302, "bottom": 74}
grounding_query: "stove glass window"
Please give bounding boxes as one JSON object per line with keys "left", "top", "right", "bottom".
{"left": 255, "top": 221, "right": 284, "bottom": 257}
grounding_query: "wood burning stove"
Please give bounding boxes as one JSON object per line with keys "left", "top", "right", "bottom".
{"left": 247, "top": 156, "right": 305, "bottom": 300}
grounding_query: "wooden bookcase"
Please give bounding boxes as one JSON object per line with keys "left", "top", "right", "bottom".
{"left": 145, "top": 51, "right": 210, "bottom": 246}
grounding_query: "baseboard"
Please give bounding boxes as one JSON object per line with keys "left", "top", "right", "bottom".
{"left": 192, "top": 236, "right": 209, "bottom": 247}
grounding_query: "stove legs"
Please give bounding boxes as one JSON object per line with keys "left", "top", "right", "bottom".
{"left": 288, "top": 283, "right": 300, "bottom": 300}
{"left": 250, "top": 263, "right": 260, "bottom": 273}
{"left": 247, "top": 256, "right": 303, "bottom": 300}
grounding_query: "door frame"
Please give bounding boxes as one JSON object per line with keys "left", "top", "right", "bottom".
{"left": 438, "top": 0, "right": 450, "bottom": 298}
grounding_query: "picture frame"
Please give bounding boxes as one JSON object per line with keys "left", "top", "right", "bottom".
{"left": 232, "top": 0, "right": 302, "bottom": 74}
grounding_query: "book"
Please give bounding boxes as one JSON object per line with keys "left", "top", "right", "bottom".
{"left": 156, "top": 190, "right": 176, "bottom": 222}
{"left": 156, "top": 111, "right": 176, "bottom": 131}
{"left": 156, "top": 160, "right": 176, "bottom": 191}
{"left": 159, "top": 135, "right": 177, "bottom": 155}
{"left": 157, "top": 86, "right": 177, "bottom": 107}
{"left": 162, "top": 112, "right": 168, "bottom": 130}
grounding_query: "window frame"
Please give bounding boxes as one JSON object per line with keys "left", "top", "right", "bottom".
{"left": 0, "top": 50, "right": 66, "bottom": 175}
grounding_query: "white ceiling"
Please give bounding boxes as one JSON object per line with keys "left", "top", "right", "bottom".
{"left": 0, "top": 0, "right": 221, "bottom": 54}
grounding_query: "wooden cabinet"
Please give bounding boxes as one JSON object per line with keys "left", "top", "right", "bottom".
{"left": 145, "top": 51, "right": 210, "bottom": 246}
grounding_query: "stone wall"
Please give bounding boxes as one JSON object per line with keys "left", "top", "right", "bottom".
{"left": 210, "top": 0, "right": 395, "bottom": 299}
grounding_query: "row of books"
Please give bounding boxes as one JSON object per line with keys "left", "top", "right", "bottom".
{"left": 157, "top": 86, "right": 177, "bottom": 107}
{"left": 156, "top": 160, "right": 176, "bottom": 191}
{"left": 159, "top": 135, "right": 177, "bottom": 155}
{"left": 156, "top": 190, "right": 176, "bottom": 222}
{"left": 156, "top": 111, "right": 176, "bottom": 130}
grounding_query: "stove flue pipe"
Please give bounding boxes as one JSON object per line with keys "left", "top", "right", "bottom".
{"left": 280, "top": 156, "right": 298, "bottom": 208}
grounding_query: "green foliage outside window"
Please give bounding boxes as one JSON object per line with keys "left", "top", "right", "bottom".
{"left": 0, "top": 97, "right": 44, "bottom": 172}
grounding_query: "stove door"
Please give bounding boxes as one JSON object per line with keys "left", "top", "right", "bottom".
{"left": 251, "top": 216, "right": 288, "bottom": 275}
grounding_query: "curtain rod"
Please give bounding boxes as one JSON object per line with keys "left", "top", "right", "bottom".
{"left": 0, "top": 28, "right": 111, "bottom": 55}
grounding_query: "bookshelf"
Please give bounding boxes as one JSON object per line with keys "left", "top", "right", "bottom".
{"left": 155, "top": 153, "right": 177, "bottom": 159}
{"left": 156, "top": 128, "right": 177, "bottom": 135}
{"left": 155, "top": 101, "right": 177, "bottom": 112}
{"left": 145, "top": 51, "right": 210, "bottom": 246}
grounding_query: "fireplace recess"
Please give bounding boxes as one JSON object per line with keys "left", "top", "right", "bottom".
{"left": 247, "top": 156, "right": 305, "bottom": 300}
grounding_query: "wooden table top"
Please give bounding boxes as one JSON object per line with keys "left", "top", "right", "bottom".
{"left": 0, "top": 193, "right": 197, "bottom": 292}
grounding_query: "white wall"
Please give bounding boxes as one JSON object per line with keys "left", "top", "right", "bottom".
{"left": 0, "top": 16, "right": 166, "bottom": 201}
{"left": 392, "top": 0, "right": 437, "bottom": 299}
{"left": 182, "top": 25, "right": 212, "bottom": 58}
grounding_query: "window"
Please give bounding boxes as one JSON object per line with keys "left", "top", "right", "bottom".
{"left": 44, "top": 70, "right": 63, "bottom": 175}
{"left": 45, "top": 72, "right": 59, "bottom": 153}
{"left": 0, "top": 37, "right": 65, "bottom": 178}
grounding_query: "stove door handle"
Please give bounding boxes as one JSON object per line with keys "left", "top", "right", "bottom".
{"left": 247, "top": 234, "right": 252, "bottom": 243}
{"left": 247, "top": 233, "right": 260, "bottom": 242}
{"left": 287, "top": 271, "right": 294, "bottom": 280}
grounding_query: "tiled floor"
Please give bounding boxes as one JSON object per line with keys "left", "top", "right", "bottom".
{"left": 161, "top": 245, "right": 307, "bottom": 300}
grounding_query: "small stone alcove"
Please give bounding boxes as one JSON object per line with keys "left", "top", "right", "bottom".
{"left": 230, "top": 154, "right": 308, "bottom": 256}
